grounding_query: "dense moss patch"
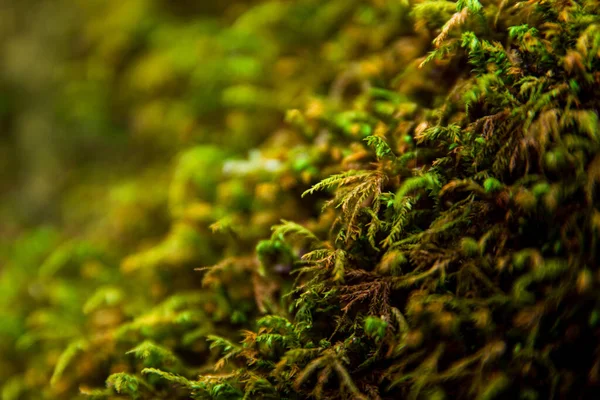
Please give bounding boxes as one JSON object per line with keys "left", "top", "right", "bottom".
{"left": 1, "top": 0, "right": 600, "bottom": 399}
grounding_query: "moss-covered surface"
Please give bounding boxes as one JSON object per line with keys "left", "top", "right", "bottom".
{"left": 1, "top": 0, "right": 600, "bottom": 399}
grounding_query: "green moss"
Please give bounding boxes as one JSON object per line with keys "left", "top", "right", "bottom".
{"left": 1, "top": 0, "right": 600, "bottom": 399}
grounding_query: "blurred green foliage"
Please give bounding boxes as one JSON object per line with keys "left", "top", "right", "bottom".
{"left": 1, "top": 0, "right": 600, "bottom": 399}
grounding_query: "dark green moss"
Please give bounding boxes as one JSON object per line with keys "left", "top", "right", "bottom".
{"left": 1, "top": 0, "right": 600, "bottom": 399}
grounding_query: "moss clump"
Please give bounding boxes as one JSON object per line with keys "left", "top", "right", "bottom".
{"left": 1, "top": 0, "right": 600, "bottom": 399}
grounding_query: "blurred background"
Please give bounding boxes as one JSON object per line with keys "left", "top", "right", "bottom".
{"left": 0, "top": 0, "right": 279, "bottom": 237}
{"left": 0, "top": 0, "right": 318, "bottom": 394}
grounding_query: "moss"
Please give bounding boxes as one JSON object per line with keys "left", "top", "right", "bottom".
{"left": 1, "top": 0, "right": 600, "bottom": 399}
